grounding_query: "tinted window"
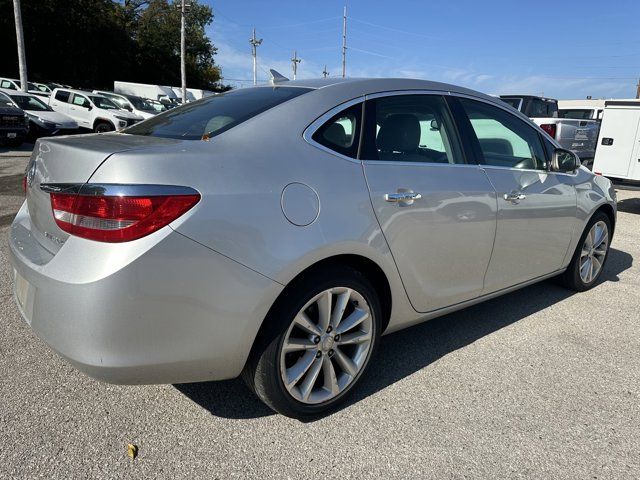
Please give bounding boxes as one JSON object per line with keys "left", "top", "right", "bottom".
{"left": 529, "top": 98, "right": 558, "bottom": 117}
{"left": 459, "top": 98, "right": 547, "bottom": 170}
{"left": 558, "top": 109, "right": 594, "bottom": 120}
{"left": 0, "top": 92, "right": 13, "bottom": 108}
{"left": 312, "top": 103, "right": 362, "bottom": 158}
{"left": 126, "top": 87, "right": 312, "bottom": 140}
{"left": 1, "top": 80, "right": 17, "bottom": 90}
{"left": 10, "top": 95, "right": 50, "bottom": 111}
{"left": 55, "top": 90, "right": 70, "bottom": 102}
{"left": 361, "top": 95, "right": 463, "bottom": 164}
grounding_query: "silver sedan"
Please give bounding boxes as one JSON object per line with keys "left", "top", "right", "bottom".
{"left": 9, "top": 77, "right": 616, "bottom": 418}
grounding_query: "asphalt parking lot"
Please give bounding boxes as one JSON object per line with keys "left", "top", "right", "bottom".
{"left": 1, "top": 147, "right": 639, "bottom": 479}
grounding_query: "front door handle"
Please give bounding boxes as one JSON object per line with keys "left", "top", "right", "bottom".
{"left": 384, "top": 190, "right": 422, "bottom": 205}
{"left": 503, "top": 192, "right": 526, "bottom": 203}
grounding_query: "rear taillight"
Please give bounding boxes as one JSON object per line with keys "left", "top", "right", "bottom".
{"left": 540, "top": 123, "right": 557, "bottom": 139}
{"left": 22, "top": 174, "right": 27, "bottom": 194}
{"left": 49, "top": 191, "right": 200, "bottom": 242}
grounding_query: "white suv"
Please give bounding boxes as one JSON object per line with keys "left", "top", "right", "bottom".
{"left": 92, "top": 91, "right": 158, "bottom": 120}
{"left": 49, "top": 88, "right": 143, "bottom": 133}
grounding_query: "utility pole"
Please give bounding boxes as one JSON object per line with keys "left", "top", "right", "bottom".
{"left": 249, "top": 28, "right": 262, "bottom": 86}
{"left": 180, "top": 0, "right": 188, "bottom": 104}
{"left": 291, "top": 50, "right": 301, "bottom": 80}
{"left": 12, "top": 0, "right": 28, "bottom": 92}
{"left": 341, "top": 5, "right": 347, "bottom": 78}
{"left": 322, "top": 65, "right": 329, "bottom": 78}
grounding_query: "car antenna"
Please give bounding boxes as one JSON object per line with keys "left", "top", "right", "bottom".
{"left": 269, "top": 69, "right": 289, "bottom": 85}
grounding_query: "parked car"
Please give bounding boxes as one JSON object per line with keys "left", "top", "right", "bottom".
{"left": 49, "top": 88, "right": 143, "bottom": 132}
{"left": 500, "top": 94, "right": 600, "bottom": 163}
{"left": 0, "top": 77, "right": 50, "bottom": 98}
{"left": 592, "top": 99, "right": 640, "bottom": 182}
{"left": 92, "top": 90, "right": 158, "bottom": 119}
{"left": 10, "top": 77, "right": 616, "bottom": 418}
{"left": 32, "top": 82, "right": 53, "bottom": 95}
{"left": 0, "top": 90, "right": 78, "bottom": 140}
{"left": 0, "top": 94, "right": 29, "bottom": 147}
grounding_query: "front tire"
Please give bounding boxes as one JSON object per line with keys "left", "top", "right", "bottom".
{"left": 94, "top": 121, "right": 114, "bottom": 133}
{"left": 561, "top": 211, "right": 611, "bottom": 291}
{"left": 244, "top": 265, "right": 381, "bottom": 419}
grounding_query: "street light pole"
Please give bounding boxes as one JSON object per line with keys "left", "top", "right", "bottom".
{"left": 249, "top": 28, "right": 263, "bottom": 86}
{"left": 180, "top": 0, "right": 187, "bottom": 104}
{"left": 291, "top": 51, "right": 301, "bottom": 80}
{"left": 12, "top": 0, "right": 28, "bottom": 92}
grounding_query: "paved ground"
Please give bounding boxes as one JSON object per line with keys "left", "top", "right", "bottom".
{"left": 1, "top": 147, "right": 639, "bottom": 479}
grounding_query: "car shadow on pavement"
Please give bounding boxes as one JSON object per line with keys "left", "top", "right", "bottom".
{"left": 617, "top": 197, "right": 640, "bottom": 215}
{"left": 175, "top": 247, "right": 633, "bottom": 421}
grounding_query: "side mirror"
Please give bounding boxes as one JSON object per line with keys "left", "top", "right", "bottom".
{"left": 125, "top": 105, "right": 133, "bottom": 112}
{"left": 552, "top": 148, "right": 579, "bottom": 173}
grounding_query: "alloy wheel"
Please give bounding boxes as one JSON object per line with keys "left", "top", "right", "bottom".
{"left": 579, "top": 220, "right": 608, "bottom": 283}
{"left": 279, "top": 287, "right": 374, "bottom": 404}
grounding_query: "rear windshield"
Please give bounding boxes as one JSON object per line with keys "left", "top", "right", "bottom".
{"left": 558, "top": 109, "right": 593, "bottom": 120}
{"left": 125, "top": 86, "right": 312, "bottom": 140}
{"left": 500, "top": 97, "right": 522, "bottom": 110}
{"left": 528, "top": 99, "right": 558, "bottom": 118}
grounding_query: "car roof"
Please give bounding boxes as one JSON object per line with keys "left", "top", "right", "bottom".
{"left": 55, "top": 88, "right": 107, "bottom": 98}
{"left": 0, "top": 88, "right": 34, "bottom": 97}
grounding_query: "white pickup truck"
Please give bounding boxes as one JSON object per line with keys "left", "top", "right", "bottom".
{"left": 500, "top": 95, "right": 600, "bottom": 163}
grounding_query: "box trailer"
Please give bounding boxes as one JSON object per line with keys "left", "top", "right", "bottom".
{"left": 592, "top": 100, "right": 640, "bottom": 182}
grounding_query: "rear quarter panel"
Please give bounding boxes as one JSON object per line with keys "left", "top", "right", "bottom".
{"left": 88, "top": 89, "right": 420, "bottom": 332}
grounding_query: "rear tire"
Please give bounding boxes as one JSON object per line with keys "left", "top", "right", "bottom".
{"left": 94, "top": 121, "right": 114, "bottom": 133}
{"left": 243, "top": 264, "right": 381, "bottom": 419}
{"left": 561, "top": 211, "right": 611, "bottom": 291}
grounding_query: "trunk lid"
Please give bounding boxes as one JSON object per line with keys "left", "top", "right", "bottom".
{"left": 25, "top": 133, "right": 181, "bottom": 253}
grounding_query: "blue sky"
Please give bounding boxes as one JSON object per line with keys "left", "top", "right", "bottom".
{"left": 205, "top": 0, "right": 640, "bottom": 99}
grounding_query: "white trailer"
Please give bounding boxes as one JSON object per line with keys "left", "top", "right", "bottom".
{"left": 114, "top": 81, "right": 177, "bottom": 103}
{"left": 592, "top": 100, "right": 640, "bottom": 181}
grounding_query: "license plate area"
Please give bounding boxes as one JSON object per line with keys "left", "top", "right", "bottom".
{"left": 14, "top": 269, "right": 34, "bottom": 325}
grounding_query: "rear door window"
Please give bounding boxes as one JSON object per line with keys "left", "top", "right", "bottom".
{"left": 1, "top": 80, "right": 17, "bottom": 90}
{"left": 360, "top": 94, "right": 463, "bottom": 164}
{"left": 126, "top": 86, "right": 312, "bottom": 140}
{"left": 55, "top": 90, "right": 71, "bottom": 102}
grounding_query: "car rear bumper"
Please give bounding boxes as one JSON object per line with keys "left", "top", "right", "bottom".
{"left": 9, "top": 201, "right": 282, "bottom": 385}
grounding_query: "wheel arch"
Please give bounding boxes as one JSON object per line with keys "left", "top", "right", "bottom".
{"left": 245, "top": 253, "right": 393, "bottom": 369}
{"left": 593, "top": 202, "right": 616, "bottom": 237}
{"left": 93, "top": 118, "right": 115, "bottom": 130}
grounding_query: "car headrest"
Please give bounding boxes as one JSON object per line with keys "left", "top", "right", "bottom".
{"left": 323, "top": 122, "right": 348, "bottom": 148}
{"left": 377, "top": 114, "right": 421, "bottom": 152}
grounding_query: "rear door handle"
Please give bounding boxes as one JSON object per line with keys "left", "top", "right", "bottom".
{"left": 503, "top": 192, "right": 526, "bottom": 203}
{"left": 384, "top": 191, "right": 422, "bottom": 205}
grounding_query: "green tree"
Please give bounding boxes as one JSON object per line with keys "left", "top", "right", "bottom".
{"left": 0, "top": 0, "right": 227, "bottom": 91}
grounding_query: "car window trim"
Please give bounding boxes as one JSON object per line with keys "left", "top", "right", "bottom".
{"left": 359, "top": 90, "right": 469, "bottom": 166}
{"left": 303, "top": 96, "right": 366, "bottom": 164}
{"left": 449, "top": 93, "right": 554, "bottom": 173}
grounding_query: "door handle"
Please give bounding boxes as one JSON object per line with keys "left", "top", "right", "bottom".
{"left": 384, "top": 191, "right": 422, "bottom": 204}
{"left": 503, "top": 192, "right": 526, "bottom": 202}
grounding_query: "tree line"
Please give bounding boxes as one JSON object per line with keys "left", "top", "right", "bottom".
{"left": 0, "top": 0, "right": 229, "bottom": 91}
